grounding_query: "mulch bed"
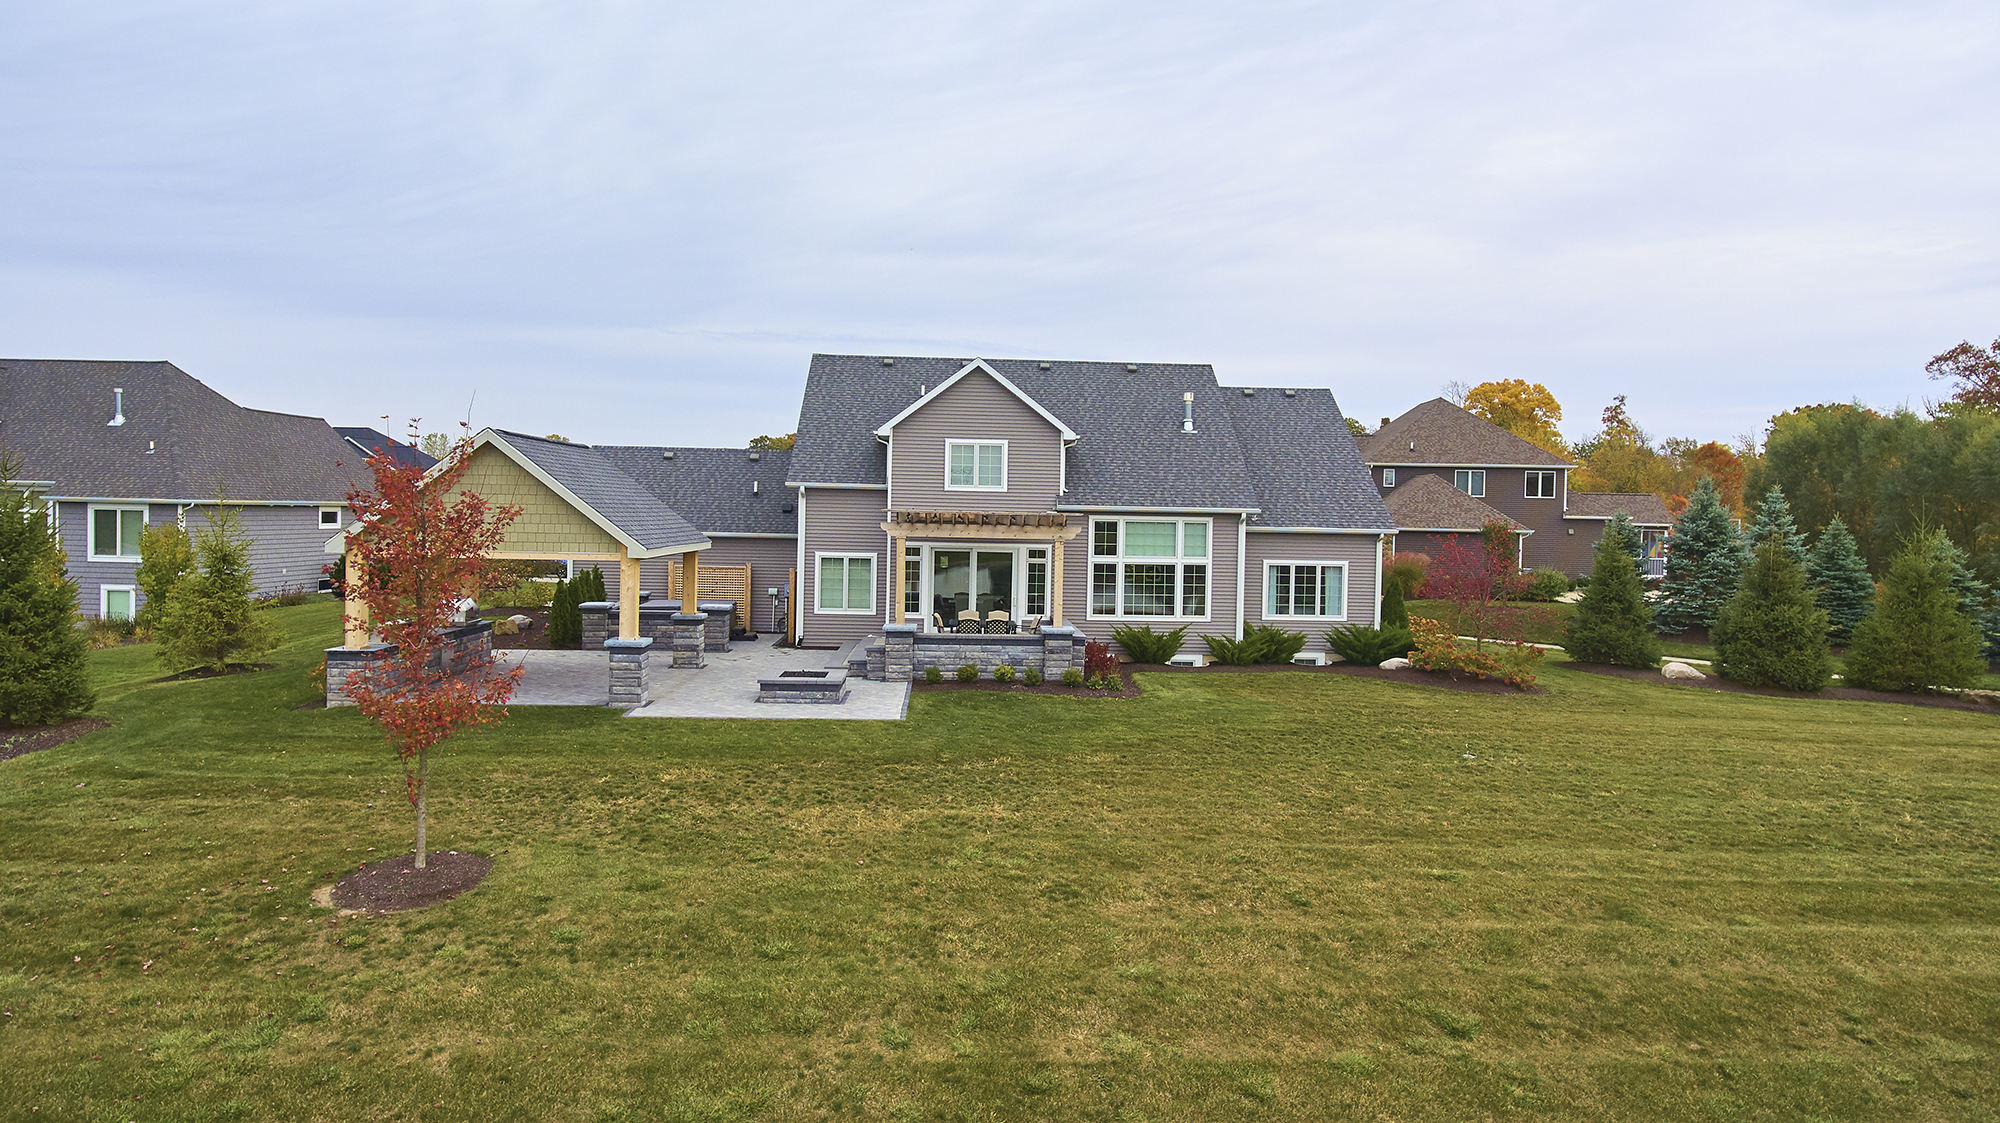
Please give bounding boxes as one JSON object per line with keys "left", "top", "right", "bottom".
{"left": 484, "top": 607, "right": 551, "bottom": 650}
{"left": 913, "top": 668, "right": 1141, "bottom": 698}
{"left": 1144, "top": 661, "right": 1543, "bottom": 695}
{"left": 155, "top": 663, "right": 273, "bottom": 682}
{"left": 330, "top": 851, "right": 494, "bottom": 913}
{"left": 1568, "top": 662, "right": 2000, "bottom": 714}
{"left": 0, "top": 718, "right": 111, "bottom": 763}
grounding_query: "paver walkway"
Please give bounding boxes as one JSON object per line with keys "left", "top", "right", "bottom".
{"left": 496, "top": 637, "right": 908, "bottom": 720}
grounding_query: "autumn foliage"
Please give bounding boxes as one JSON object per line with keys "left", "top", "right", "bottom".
{"left": 339, "top": 431, "right": 523, "bottom": 869}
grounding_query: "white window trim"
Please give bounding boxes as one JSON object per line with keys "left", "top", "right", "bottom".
{"left": 1381, "top": 468, "right": 1395, "bottom": 488}
{"left": 100, "top": 584, "right": 137, "bottom": 621}
{"left": 1084, "top": 517, "right": 1214, "bottom": 622}
{"left": 87, "top": 504, "right": 148, "bottom": 562}
{"left": 813, "top": 551, "right": 878, "bottom": 615}
{"left": 319, "top": 505, "right": 345, "bottom": 528}
{"left": 1525, "top": 470, "right": 1557, "bottom": 499}
{"left": 943, "top": 439, "right": 1009, "bottom": 492}
{"left": 1454, "top": 470, "right": 1486, "bottom": 498}
{"left": 1262, "top": 560, "right": 1350, "bottom": 622}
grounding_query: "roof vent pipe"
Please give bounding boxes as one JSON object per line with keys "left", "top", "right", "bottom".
{"left": 753, "top": 480, "right": 760, "bottom": 494}
{"left": 1182, "top": 391, "right": 1195, "bottom": 433}
{"left": 109, "top": 388, "right": 126, "bottom": 427}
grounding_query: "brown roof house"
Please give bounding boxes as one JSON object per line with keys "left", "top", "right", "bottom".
{"left": 0, "top": 359, "right": 365, "bottom": 620}
{"left": 1359, "top": 398, "right": 1672, "bottom": 576}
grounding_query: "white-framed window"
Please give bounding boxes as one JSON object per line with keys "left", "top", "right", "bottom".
{"left": 1525, "top": 470, "right": 1557, "bottom": 498}
{"left": 1381, "top": 468, "right": 1395, "bottom": 488}
{"left": 1453, "top": 470, "right": 1486, "bottom": 498}
{"left": 89, "top": 505, "right": 147, "bottom": 560}
{"left": 1264, "top": 562, "right": 1347, "bottom": 620}
{"left": 1089, "top": 518, "right": 1210, "bottom": 619}
{"left": 945, "top": 440, "right": 1007, "bottom": 490}
{"left": 903, "top": 545, "right": 923, "bottom": 618}
{"left": 101, "top": 585, "right": 136, "bottom": 622}
{"left": 1025, "top": 548, "right": 1049, "bottom": 618}
{"left": 319, "top": 506, "right": 344, "bottom": 528}
{"left": 815, "top": 553, "right": 876, "bottom": 614}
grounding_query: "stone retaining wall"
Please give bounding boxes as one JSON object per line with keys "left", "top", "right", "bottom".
{"left": 582, "top": 600, "right": 734, "bottom": 652}
{"left": 869, "top": 625, "right": 1079, "bottom": 683}
{"left": 324, "top": 621, "right": 495, "bottom": 706}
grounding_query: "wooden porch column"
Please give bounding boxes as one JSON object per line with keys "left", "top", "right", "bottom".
{"left": 1050, "top": 535, "right": 1065, "bottom": 627}
{"left": 619, "top": 550, "right": 642, "bottom": 640}
{"left": 891, "top": 533, "right": 907, "bottom": 624}
{"left": 681, "top": 549, "right": 700, "bottom": 612}
{"left": 343, "top": 544, "right": 371, "bottom": 647}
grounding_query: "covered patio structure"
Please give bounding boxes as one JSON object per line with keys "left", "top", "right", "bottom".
{"left": 880, "top": 510, "right": 1083, "bottom": 633}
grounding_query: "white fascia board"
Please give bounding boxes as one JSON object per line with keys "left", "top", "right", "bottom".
{"left": 1056, "top": 505, "right": 1261, "bottom": 515}
{"left": 871, "top": 358, "right": 1079, "bottom": 441}
{"left": 50, "top": 495, "right": 348, "bottom": 506}
{"left": 1363, "top": 460, "right": 1575, "bottom": 470}
{"left": 1251, "top": 525, "right": 1401, "bottom": 534}
{"left": 628, "top": 535, "right": 713, "bottom": 560}
{"left": 784, "top": 481, "right": 887, "bottom": 490}
{"left": 1397, "top": 526, "right": 1535, "bottom": 535}
{"left": 703, "top": 532, "right": 798, "bottom": 540}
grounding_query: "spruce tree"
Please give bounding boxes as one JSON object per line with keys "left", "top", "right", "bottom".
{"left": 1654, "top": 476, "right": 1747, "bottom": 634}
{"left": 1746, "top": 486, "right": 1808, "bottom": 565}
{"left": 1805, "top": 517, "right": 1874, "bottom": 642}
{"left": 547, "top": 577, "right": 580, "bottom": 648}
{"left": 1600, "top": 511, "right": 1644, "bottom": 566}
{"left": 133, "top": 522, "right": 196, "bottom": 630}
{"left": 0, "top": 455, "right": 97, "bottom": 724}
{"left": 1381, "top": 576, "right": 1409, "bottom": 630}
{"left": 155, "top": 507, "right": 279, "bottom": 674}
{"left": 1842, "top": 529, "right": 1986, "bottom": 694}
{"left": 1712, "top": 537, "right": 1832, "bottom": 691}
{"left": 1561, "top": 525, "right": 1663, "bottom": 668}
{"left": 1935, "top": 534, "right": 2000, "bottom": 660}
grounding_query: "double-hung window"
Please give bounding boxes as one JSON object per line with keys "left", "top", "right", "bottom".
{"left": 89, "top": 505, "right": 146, "bottom": 560}
{"left": 1382, "top": 468, "right": 1396, "bottom": 488}
{"left": 1265, "top": 562, "right": 1347, "bottom": 620}
{"left": 1089, "top": 518, "right": 1209, "bottom": 618}
{"left": 1525, "top": 470, "right": 1557, "bottom": 498}
{"left": 945, "top": 440, "right": 1006, "bottom": 490}
{"left": 816, "top": 553, "right": 875, "bottom": 614}
{"left": 102, "top": 585, "right": 136, "bottom": 622}
{"left": 1453, "top": 470, "right": 1486, "bottom": 497}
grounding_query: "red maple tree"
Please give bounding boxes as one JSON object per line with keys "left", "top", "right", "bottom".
{"left": 339, "top": 429, "right": 524, "bottom": 869}
{"left": 1426, "top": 522, "right": 1533, "bottom": 649}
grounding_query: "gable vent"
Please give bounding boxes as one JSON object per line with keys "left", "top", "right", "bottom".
{"left": 108, "top": 387, "right": 126, "bottom": 427}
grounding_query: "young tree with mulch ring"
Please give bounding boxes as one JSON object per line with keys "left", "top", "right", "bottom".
{"left": 1562, "top": 522, "right": 1662, "bottom": 669}
{"left": 1654, "top": 476, "right": 1746, "bottom": 634}
{"left": 1842, "top": 528, "right": 1986, "bottom": 694}
{"left": 1805, "top": 517, "right": 1875, "bottom": 643}
{"left": 132, "top": 521, "right": 196, "bottom": 631}
{"left": 155, "top": 506, "right": 279, "bottom": 675}
{"left": 1712, "top": 537, "right": 1832, "bottom": 692}
{"left": 1427, "top": 522, "right": 1532, "bottom": 649}
{"left": 0, "top": 454, "right": 96, "bottom": 725}
{"left": 341, "top": 433, "right": 523, "bottom": 870}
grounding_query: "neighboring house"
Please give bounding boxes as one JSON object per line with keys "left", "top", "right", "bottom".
{"left": 445, "top": 355, "right": 1396, "bottom": 659}
{"left": 0, "top": 359, "right": 365, "bottom": 618}
{"left": 1358, "top": 398, "right": 1673, "bottom": 575}
{"left": 335, "top": 427, "right": 439, "bottom": 471}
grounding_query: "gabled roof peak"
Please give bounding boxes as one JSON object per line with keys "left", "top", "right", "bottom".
{"left": 872, "top": 358, "right": 1079, "bottom": 441}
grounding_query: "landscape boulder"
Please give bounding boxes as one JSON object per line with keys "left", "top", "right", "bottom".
{"left": 1662, "top": 661, "right": 1705, "bottom": 680}
{"left": 1380, "top": 657, "right": 1413, "bottom": 670}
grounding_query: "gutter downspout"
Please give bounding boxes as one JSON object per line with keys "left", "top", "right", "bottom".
{"left": 1236, "top": 516, "right": 1248, "bottom": 641}
{"left": 795, "top": 485, "right": 807, "bottom": 646}
{"left": 1376, "top": 533, "right": 1390, "bottom": 627}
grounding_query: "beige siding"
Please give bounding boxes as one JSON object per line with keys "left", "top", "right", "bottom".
{"left": 889, "top": 371, "right": 1064, "bottom": 511}
{"left": 637, "top": 535, "right": 797, "bottom": 634}
{"left": 800, "top": 487, "right": 889, "bottom": 648}
{"left": 1244, "top": 531, "right": 1383, "bottom": 652}
{"left": 1060, "top": 512, "right": 1242, "bottom": 656}
{"left": 454, "top": 447, "right": 623, "bottom": 556}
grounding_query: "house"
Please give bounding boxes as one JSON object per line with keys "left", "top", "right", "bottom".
{"left": 334, "top": 427, "right": 439, "bottom": 471}
{"left": 0, "top": 359, "right": 365, "bottom": 618}
{"left": 1358, "top": 398, "right": 1673, "bottom": 575}
{"left": 425, "top": 355, "right": 1396, "bottom": 662}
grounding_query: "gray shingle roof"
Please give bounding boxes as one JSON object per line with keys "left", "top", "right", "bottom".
{"left": 0, "top": 358, "right": 365, "bottom": 501}
{"left": 487, "top": 431, "right": 708, "bottom": 554}
{"left": 792, "top": 355, "right": 1270, "bottom": 511}
{"left": 594, "top": 446, "right": 796, "bottom": 536}
{"left": 1220, "top": 387, "right": 1397, "bottom": 531}
{"left": 335, "top": 427, "right": 439, "bottom": 470}
{"left": 1360, "top": 398, "right": 1574, "bottom": 468}
{"left": 1382, "top": 473, "right": 1526, "bottom": 533}
{"left": 1565, "top": 491, "right": 1674, "bottom": 526}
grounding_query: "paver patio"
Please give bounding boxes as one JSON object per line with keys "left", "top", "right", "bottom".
{"left": 495, "top": 637, "right": 909, "bottom": 719}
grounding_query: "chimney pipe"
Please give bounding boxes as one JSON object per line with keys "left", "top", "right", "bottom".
{"left": 1181, "top": 391, "right": 1195, "bottom": 433}
{"left": 1380, "top": 417, "right": 1390, "bottom": 429}
{"left": 109, "top": 388, "right": 126, "bottom": 427}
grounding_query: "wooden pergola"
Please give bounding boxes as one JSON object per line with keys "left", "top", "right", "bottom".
{"left": 878, "top": 510, "right": 1083, "bottom": 627}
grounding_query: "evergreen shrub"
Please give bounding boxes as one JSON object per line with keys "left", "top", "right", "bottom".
{"left": 1202, "top": 624, "right": 1309, "bottom": 666}
{"left": 1806, "top": 517, "right": 1875, "bottom": 643}
{"left": 1843, "top": 529, "right": 1986, "bottom": 693}
{"left": 1562, "top": 531, "right": 1663, "bottom": 668}
{"left": 134, "top": 522, "right": 196, "bottom": 629}
{"left": 0, "top": 456, "right": 96, "bottom": 724}
{"left": 1061, "top": 668, "right": 1084, "bottom": 688}
{"left": 1110, "top": 623, "right": 1190, "bottom": 664}
{"left": 956, "top": 664, "right": 978, "bottom": 682}
{"left": 1323, "top": 624, "right": 1416, "bottom": 665}
{"left": 924, "top": 665, "right": 944, "bottom": 685}
{"left": 1523, "top": 568, "right": 1571, "bottom": 602}
{"left": 1022, "top": 666, "right": 1043, "bottom": 686}
{"left": 155, "top": 507, "right": 279, "bottom": 674}
{"left": 993, "top": 664, "right": 1016, "bottom": 682}
{"left": 1712, "top": 538, "right": 1833, "bottom": 691}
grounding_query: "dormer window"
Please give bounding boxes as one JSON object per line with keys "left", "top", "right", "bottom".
{"left": 946, "top": 440, "right": 1007, "bottom": 490}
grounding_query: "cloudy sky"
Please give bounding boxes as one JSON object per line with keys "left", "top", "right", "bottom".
{"left": 4, "top": 1, "right": 1995, "bottom": 449}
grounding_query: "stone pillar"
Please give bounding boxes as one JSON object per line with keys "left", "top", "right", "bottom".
{"left": 882, "top": 623, "right": 917, "bottom": 682}
{"left": 619, "top": 553, "right": 642, "bottom": 640}
{"left": 1040, "top": 625, "right": 1077, "bottom": 678}
{"left": 668, "top": 613, "right": 708, "bottom": 669}
{"left": 605, "top": 637, "right": 652, "bottom": 708}
{"left": 325, "top": 643, "right": 396, "bottom": 706}
{"left": 580, "top": 602, "right": 611, "bottom": 648}
{"left": 696, "top": 602, "right": 733, "bottom": 651}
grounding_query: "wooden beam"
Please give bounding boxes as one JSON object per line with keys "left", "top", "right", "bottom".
{"left": 343, "top": 543, "right": 371, "bottom": 647}
{"left": 891, "top": 533, "right": 906, "bottom": 625}
{"left": 619, "top": 551, "right": 641, "bottom": 640}
{"left": 681, "top": 549, "right": 701, "bottom": 613}
{"left": 1050, "top": 535, "right": 1065, "bottom": 628}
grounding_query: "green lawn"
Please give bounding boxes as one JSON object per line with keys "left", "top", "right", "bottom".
{"left": 3, "top": 601, "right": 1999, "bottom": 1121}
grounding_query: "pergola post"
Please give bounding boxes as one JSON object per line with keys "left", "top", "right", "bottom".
{"left": 681, "top": 548, "right": 701, "bottom": 612}
{"left": 891, "top": 532, "right": 907, "bottom": 625}
{"left": 619, "top": 550, "right": 641, "bottom": 640}
{"left": 1050, "top": 535, "right": 1065, "bottom": 627}
{"left": 343, "top": 544, "right": 371, "bottom": 647}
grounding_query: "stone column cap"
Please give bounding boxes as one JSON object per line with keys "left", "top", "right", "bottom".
{"left": 579, "top": 601, "right": 613, "bottom": 611}
{"left": 1039, "top": 624, "right": 1078, "bottom": 637}
{"left": 882, "top": 623, "right": 920, "bottom": 636}
{"left": 603, "top": 637, "right": 655, "bottom": 650}
{"left": 670, "top": 612, "right": 709, "bottom": 624}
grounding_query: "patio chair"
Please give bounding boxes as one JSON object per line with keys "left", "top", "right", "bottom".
{"left": 985, "top": 611, "right": 1014, "bottom": 634}
{"left": 955, "top": 613, "right": 984, "bottom": 634}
